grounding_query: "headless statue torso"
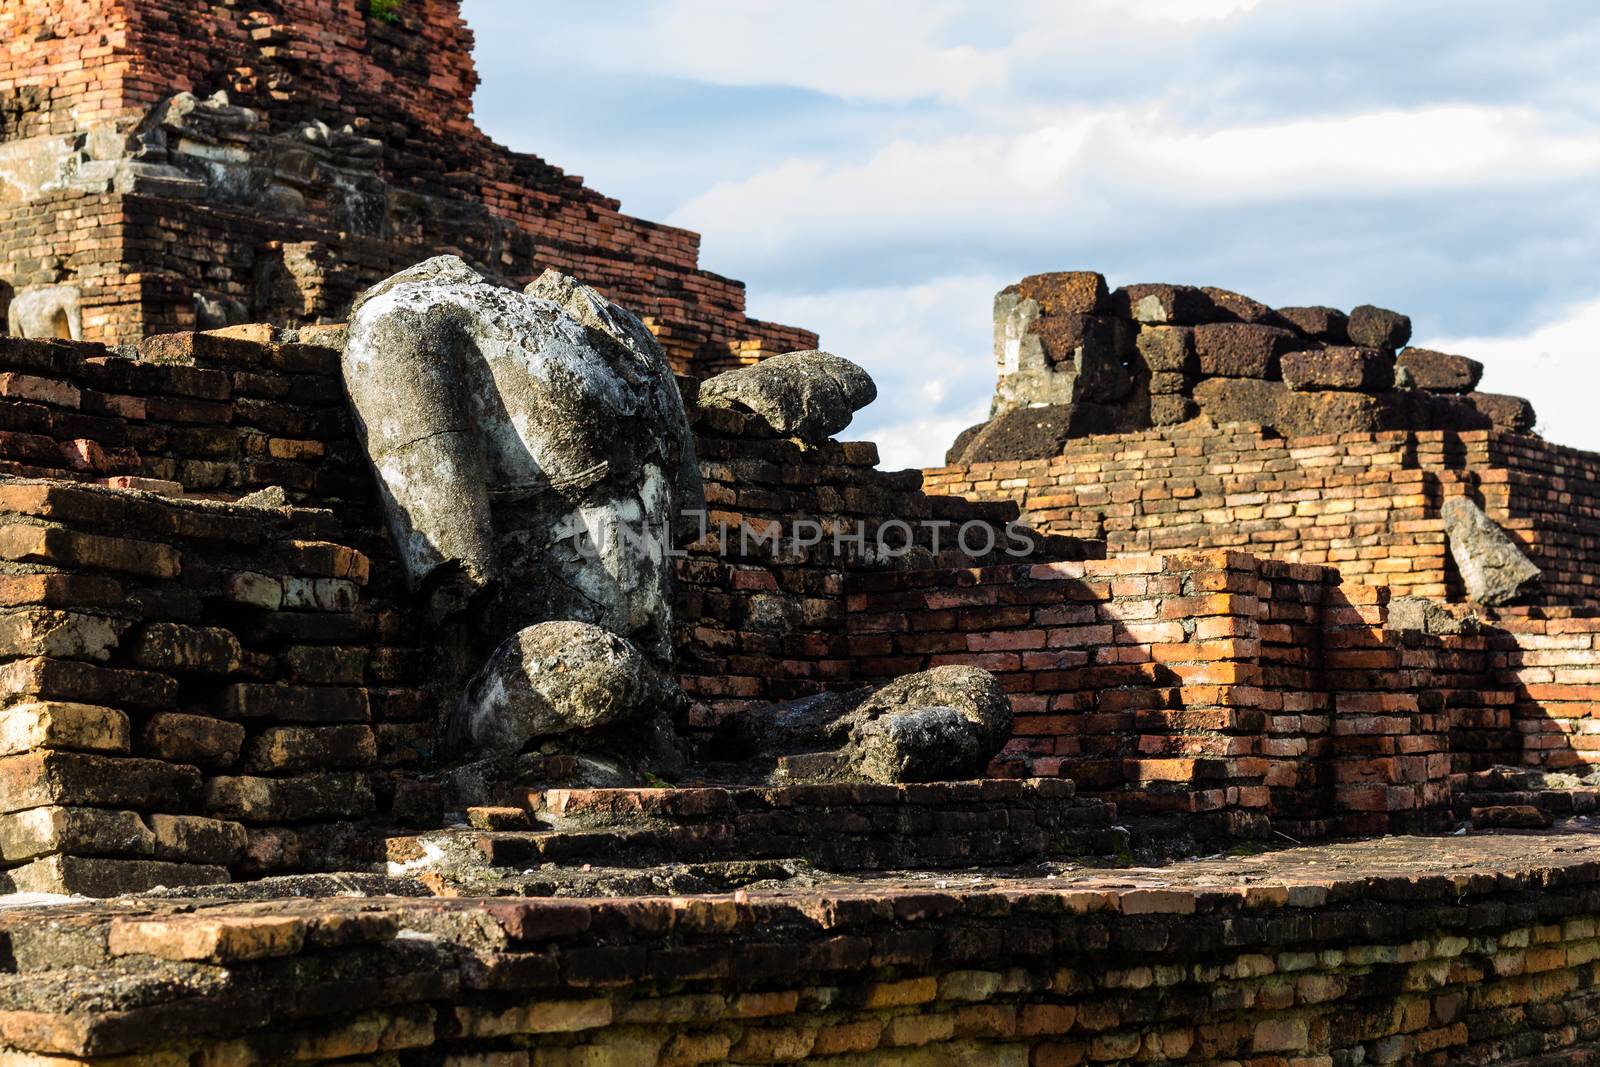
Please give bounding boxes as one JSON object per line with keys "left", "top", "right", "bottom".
{"left": 342, "top": 257, "right": 702, "bottom": 665}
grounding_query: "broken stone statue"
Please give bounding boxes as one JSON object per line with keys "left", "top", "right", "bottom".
{"left": 1441, "top": 496, "right": 1541, "bottom": 606}
{"left": 343, "top": 256, "right": 702, "bottom": 762}
{"left": 697, "top": 350, "right": 877, "bottom": 444}
{"left": 7, "top": 283, "right": 82, "bottom": 340}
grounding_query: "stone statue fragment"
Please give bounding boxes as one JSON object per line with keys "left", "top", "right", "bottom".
{"left": 1441, "top": 497, "right": 1540, "bottom": 606}
{"left": 343, "top": 257, "right": 702, "bottom": 761}
{"left": 697, "top": 350, "right": 876, "bottom": 444}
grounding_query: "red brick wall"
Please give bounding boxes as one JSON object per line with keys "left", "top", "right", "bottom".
{"left": 676, "top": 405, "right": 1097, "bottom": 719}
{"left": 846, "top": 551, "right": 1482, "bottom": 839}
{"left": 1484, "top": 614, "right": 1600, "bottom": 772}
{"left": 0, "top": 0, "right": 136, "bottom": 135}
{"left": 925, "top": 422, "right": 1600, "bottom": 609}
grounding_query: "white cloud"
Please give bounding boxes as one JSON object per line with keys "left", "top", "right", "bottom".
{"left": 591, "top": 0, "right": 1010, "bottom": 104}
{"left": 1424, "top": 297, "right": 1600, "bottom": 454}
{"left": 1088, "top": 0, "right": 1266, "bottom": 22}
{"left": 462, "top": 0, "right": 1600, "bottom": 470}
{"left": 674, "top": 104, "right": 1600, "bottom": 276}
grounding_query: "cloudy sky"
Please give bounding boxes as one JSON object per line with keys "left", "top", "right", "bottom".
{"left": 461, "top": 0, "right": 1600, "bottom": 469}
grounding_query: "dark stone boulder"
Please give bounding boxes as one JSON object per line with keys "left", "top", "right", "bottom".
{"left": 1193, "top": 323, "right": 1306, "bottom": 379}
{"left": 1150, "top": 395, "right": 1199, "bottom": 426}
{"left": 1466, "top": 392, "right": 1536, "bottom": 434}
{"left": 1110, "top": 284, "right": 1223, "bottom": 325}
{"left": 1135, "top": 325, "right": 1196, "bottom": 374}
{"left": 1396, "top": 349, "right": 1483, "bottom": 393}
{"left": 453, "top": 621, "right": 683, "bottom": 755}
{"left": 707, "top": 666, "right": 1013, "bottom": 784}
{"left": 844, "top": 666, "right": 1013, "bottom": 783}
{"left": 946, "top": 401, "right": 1150, "bottom": 464}
{"left": 1387, "top": 597, "right": 1479, "bottom": 636}
{"left": 1016, "top": 271, "right": 1110, "bottom": 315}
{"left": 698, "top": 350, "right": 877, "bottom": 444}
{"left": 1347, "top": 304, "right": 1412, "bottom": 350}
{"left": 1275, "top": 306, "right": 1350, "bottom": 343}
{"left": 1192, "top": 377, "right": 1390, "bottom": 435}
{"left": 1201, "top": 286, "right": 1288, "bottom": 326}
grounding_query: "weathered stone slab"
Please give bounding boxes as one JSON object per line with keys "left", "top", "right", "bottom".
{"left": 1200, "top": 286, "right": 1282, "bottom": 325}
{"left": 1193, "top": 323, "right": 1303, "bottom": 379}
{"left": 239, "top": 725, "right": 376, "bottom": 773}
{"left": 148, "top": 814, "right": 247, "bottom": 866}
{"left": 1110, "top": 284, "right": 1221, "bottom": 325}
{"left": 1134, "top": 325, "right": 1195, "bottom": 374}
{"left": 1395, "top": 348, "right": 1482, "bottom": 393}
{"left": 1015, "top": 271, "right": 1110, "bottom": 315}
{"left": 0, "top": 658, "right": 177, "bottom": 710}
{"left": 0, "top": 702, "right": 130, "bottom": 756}
{"left": 0, "top": 752, "right": 200, "bottom": 814}
{"left": 203, "top": 772, "right": 375, "bottom": 823}
{"left": 1273, "top": 305, "right": 1349, "bottom": 342}
{"left": 110, "top": 915, "right": 304, "bottom": 962}
{"left": 0, "top": 525, "right": 179, "bottom": 579}
{"left": 0, "top": 805, "right": 155, "bottom": 862}
{"left": 139, "top": 713, "right": 245, "bottom": 769}
{"left": 1466, "top": 391, "right": 1536, "bottom": 433}
{"left": 0, "top": 609, "right": 128, "bottom": 662}
{"left": 1442, "top": 497, "right": 1540, "bottom": 605}
{"left": 129, "top": 623, "right": 242, "bottom": 675}
{"left": 1281, "top": 346, "right": 1394, "bottom": 392}
{"left": 220, "top": 683, "right": 369, "bottom": 723}
{"left": 7, "top": 854, "right": 227, "bottom": 896}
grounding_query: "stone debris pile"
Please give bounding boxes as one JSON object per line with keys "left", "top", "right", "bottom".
{"left": 951, "top": 271, "right": 1533, "bottom": 464}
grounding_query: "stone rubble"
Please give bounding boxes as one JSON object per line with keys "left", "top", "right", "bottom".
{"left": 951, "top": 270, "right": 1537, "bottom": 464}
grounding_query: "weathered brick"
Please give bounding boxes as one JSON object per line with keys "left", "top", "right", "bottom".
{"left": 110, "top": 915, "right": 306, "bottom": 962}
{"left": 0, "top": 751, "right": 200, "bottom": 813}
{"left": 202, "top": 772, "right": 375, "bottom": 823}
{"left": 0, "top": 805, "right": 155, "bottom": 862}
{"left": 139, "top": 713, "right": 246, "bottom": 768}
{"left": 0, "top": 524, "right": 179, "bottom": 579}
{"left": 239, "top": 725, "right": 376, "bottom": 773}
{"left": 0, "top": 701, "right": 130, "bottom": 756}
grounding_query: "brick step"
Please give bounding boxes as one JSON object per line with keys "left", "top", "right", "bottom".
{"left": 394, "top": 779, "right": 1123, "bottom": 873}
{"left": 1459, "top": 789, "right": 1600, "bottom": 818}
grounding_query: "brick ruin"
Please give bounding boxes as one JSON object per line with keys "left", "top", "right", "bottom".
{"left": 0, "top": 7, "right": 1599, "bottom": 1067}
{"left": 0, "top": 0, "right": 813, "bottom": 371}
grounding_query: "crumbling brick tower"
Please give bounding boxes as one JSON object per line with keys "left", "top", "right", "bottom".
{"left": 0, "top": 0, "right": 814, "bottom": 371}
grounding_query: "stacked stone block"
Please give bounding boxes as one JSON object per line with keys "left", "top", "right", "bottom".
{"left": 440, "top": 778, "right": 1119, "bottom": 872}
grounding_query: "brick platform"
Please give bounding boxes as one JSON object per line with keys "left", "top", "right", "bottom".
{"left": 3, "top": 830, "right": 1600, "bottom": 1064}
